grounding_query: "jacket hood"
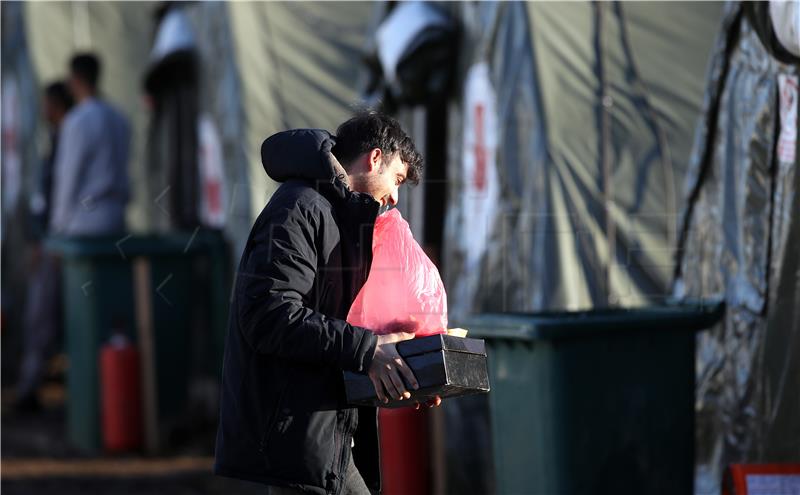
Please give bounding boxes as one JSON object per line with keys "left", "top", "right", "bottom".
{"left": 261, "top": 129, "right": 350, "bottom": 190}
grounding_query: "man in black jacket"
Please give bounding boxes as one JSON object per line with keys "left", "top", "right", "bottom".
{"left": 214, "top": 113, "right": 431, "bottom": 495}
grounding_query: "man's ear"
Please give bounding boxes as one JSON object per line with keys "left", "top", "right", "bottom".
{"left": 367, "top": 148, "right": 383, "bottom": 173}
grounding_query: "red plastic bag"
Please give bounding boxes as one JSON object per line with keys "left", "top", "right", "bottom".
{"left": 347, "top": 208, "right": 447, "bottom": 336}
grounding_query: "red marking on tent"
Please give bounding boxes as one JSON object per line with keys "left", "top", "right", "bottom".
{"left": 473, "top": 103, "right": 487, "bottom": 191}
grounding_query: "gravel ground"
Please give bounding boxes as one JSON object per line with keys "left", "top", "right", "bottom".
{"left": 1, "top": 474, "right": 266, "bottom": 495}
{"left": 1, "top": 389, "right": 265, "bottom": 495}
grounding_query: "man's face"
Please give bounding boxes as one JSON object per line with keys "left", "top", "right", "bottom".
{"left": 67, "top": 72, "right": 89, "bottom": 101}
{"left": 67, "top": 73, "right": 80, "bottom": 98}
{"left": 349, "top": 149, "right": 408, "bottom": 207}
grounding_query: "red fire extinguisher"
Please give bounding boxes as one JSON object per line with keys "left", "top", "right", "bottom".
{"left": 99, "top": 333, "right": 143, "bottom": 452}
{"left": 379, "top": 407, "right": 430, "bottom": 495}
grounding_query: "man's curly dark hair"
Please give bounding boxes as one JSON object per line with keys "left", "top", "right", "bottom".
{"left": 332, "top": 111, "right": 423, "bottom": 185}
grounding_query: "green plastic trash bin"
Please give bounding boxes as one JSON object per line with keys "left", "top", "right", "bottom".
{"left": 454, "top": 302, "right": 724, "bottom": 495}
{"left": 47, "top": 230, "right": 229, "bottom": 452}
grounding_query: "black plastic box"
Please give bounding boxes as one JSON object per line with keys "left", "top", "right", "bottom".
{"left": 343, "top": 334, "right": 490, "bottom": 408}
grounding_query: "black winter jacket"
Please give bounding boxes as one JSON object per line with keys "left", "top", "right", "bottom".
{"left": 213, "top": 129, "right": 383, "bottom": 494}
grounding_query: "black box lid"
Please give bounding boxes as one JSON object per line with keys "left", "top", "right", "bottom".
{"left": 396, "top": 334, "right": 486, "bottom": 358}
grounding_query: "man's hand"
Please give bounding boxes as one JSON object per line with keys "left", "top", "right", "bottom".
{"left": 368, "top": 332, "right": 419, "bottom": 404}
{"left": 414, "top": 396, "right": 442, "bottom": 410}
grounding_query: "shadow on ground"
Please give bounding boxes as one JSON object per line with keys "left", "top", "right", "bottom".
{"left": 1, "top": 388, "right": 264, "bottom": 495}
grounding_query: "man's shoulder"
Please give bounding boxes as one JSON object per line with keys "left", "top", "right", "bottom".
{"left": 67, "top": 99, "right": 127, "bottom": 126}
{"left": 249, "top": 182, "right": 336, "bottom": 241}
{"left": 95, "top": 100, "right": 129, "bottom": 128}
{"left": 63, "top": 99, "right": 101, "bottom": 127}
{"left": 63, "top": 102, "right": 91, "bottom": 128}
{"left": 258, "top": 180, "right": 336, "bottom": 225}
{"left": 271, "top": 180, "right": 334, "bottom": 211}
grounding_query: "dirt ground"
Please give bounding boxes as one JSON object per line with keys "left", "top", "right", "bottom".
{"left": 1, "top": 387, "right": 264, "bottom": 495}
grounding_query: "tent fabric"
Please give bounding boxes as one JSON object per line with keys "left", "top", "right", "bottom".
{"left": 439, "top": 4, "right": 721, "bottom": 492}
{"left": 673, "top": 3, "right": 800, "bottom": 492}
{"left": 2, "top": 2, "right": 40, "bottom": 218}
{"left": 23, "top": 1, "right": 155, "bottom": 233}
{"left": 443, "top": 1, "right": 724, "bottom": 316}
{"left": 142, "top": 3, "right": 241, "bottom": 237}
{"left": 227, "top": 1, "right": 372, "bottom": 217}
{"left": 183, "top": 3, "right": 252, "bottom": 256}
{"left": 1, "top": 1, "right": 45, "bottom": 380}
{"left": 20, "top": 1, "right": 372, "bottom": 253}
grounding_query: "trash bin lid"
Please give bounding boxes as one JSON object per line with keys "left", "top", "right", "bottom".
{"left": 44, "top": 231, "right": 219, "bottom": 258}
{"left": 456, "top": 301, "right": 725, "bottom": 341}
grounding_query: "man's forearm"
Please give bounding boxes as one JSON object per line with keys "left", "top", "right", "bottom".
{"left": 239, "top": 294, "right": 378, "bottom": 372}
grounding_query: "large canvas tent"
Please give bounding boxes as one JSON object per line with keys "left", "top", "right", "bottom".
{"left": 16, "top": 1, "right": 373, "bottom": 255}
{"left": 369, "top": 1, "right": 798, "bottom": 493}
{"left": 417, "top": 4, "right": 724, "bottom": 491}
{"left": 440, "top": 1, "right": 725, "bottom": 315}
{"left": 674, "top": 2, "right": 800, "bottom": 491}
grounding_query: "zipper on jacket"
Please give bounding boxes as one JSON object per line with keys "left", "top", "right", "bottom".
{"left": 335, "top": 408, "right": 354, "bottom": 495}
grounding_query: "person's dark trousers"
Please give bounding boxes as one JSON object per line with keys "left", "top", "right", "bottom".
{"left": 266, "top": 450, "right": 376, "bottom": 495}
{"left": 16, "top": 251, "right": 62, "bottom": 405}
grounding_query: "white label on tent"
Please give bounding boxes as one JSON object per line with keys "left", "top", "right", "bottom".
{"left": 197, "top": 113, "right": 227, "bottom": 228}
{"left": 777, "top": 74, "right": 797, "bottom": 164}
{"left": 745, "top": 474, "right": 800, "bottom": 495}
{"left": 461, "top": 62, "right": 499, "bottom": 270}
